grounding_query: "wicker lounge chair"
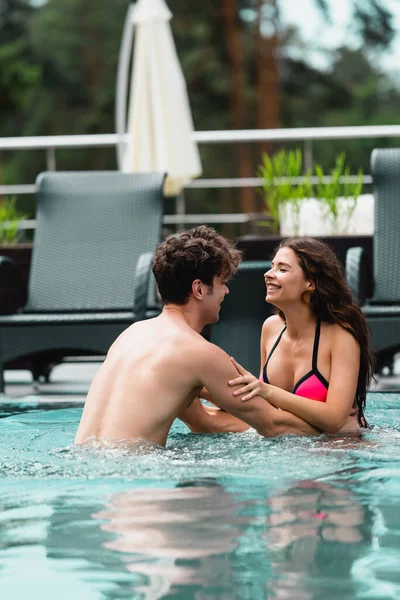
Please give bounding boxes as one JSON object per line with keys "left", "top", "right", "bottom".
{"left": 346, "top": 148, "right": 400, "bottom": 372}
{"left": 209, "top": 261, "right": 272, "bottom": 376}
{"left": 0, "top": 171, "right": 165, "bottom": 391}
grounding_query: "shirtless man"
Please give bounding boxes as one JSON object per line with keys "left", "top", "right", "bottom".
{"left": 74, "top": 226, "right": 318, "bottom": 447}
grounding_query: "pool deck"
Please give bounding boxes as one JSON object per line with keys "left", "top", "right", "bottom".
{"left": 3, "top": 356, "right": 400, "bottom": 403}
{"left": 4, "top": 361, "right": 101, "bottom": 404}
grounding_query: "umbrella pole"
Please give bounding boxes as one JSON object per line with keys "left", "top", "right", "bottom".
{"left": 115, "top": 3, "right": 136, "bottom": 170}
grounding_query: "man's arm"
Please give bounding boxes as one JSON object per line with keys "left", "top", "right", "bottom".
{"left": 178, "top": 398, "right": 251, "bottom": 433}
{"left": 199, "top": 344, "right": 320, "bottom": 437}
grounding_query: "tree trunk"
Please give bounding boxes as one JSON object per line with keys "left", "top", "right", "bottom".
{"left": 220, "top": 0, "right": 255, "bottom": 216}
{"left": 82, "top": 0, "right": 100, "bottom": 99}
{"left": 256, "top": 0, "right": 280, "bottom": 156}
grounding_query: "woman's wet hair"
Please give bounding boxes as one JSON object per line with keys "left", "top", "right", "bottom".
{"left": 275, "top": 237, "right": 373, "bottom": 427}
{"left": 153, "top": 225, "right": 242, "bottom": 305}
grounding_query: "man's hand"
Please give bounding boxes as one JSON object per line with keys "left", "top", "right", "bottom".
{"left": 228, "top": 357, "right": 269, "bottom": 401}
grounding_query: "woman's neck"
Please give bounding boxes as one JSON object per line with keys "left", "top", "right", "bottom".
{"left": 280, "top": 304, "right": 317, "bottom": 341}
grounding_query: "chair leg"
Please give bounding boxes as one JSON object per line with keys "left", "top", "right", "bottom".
{"left": 0, "top": 359, "right": 5, "bottom": 394}
{"left": 378, "top": 352, "right": 395, "bottom": 376}
{"left": 31, "top": 359, "right": 53, "bottom": 384}
{"left": 40, "top": 363, "right": 53, "bottom": 383}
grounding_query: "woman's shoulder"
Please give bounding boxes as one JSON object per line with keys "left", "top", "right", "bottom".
{"left": 322, "top": 321, "right": 359, "bottom": 349}
{"left": 261, "top": 314, "right": 285, "bottom": 338}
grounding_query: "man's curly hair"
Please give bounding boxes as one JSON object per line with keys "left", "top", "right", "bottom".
{"left": 152, "top": 225, "right": 242, "bottom": 305}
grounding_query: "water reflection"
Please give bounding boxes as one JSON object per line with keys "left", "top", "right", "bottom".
{"left": 3, "top": 475, "right": 394, "bottom": 600}
{"left": 265, "top": 479, "right": 373, "bottom": 599}
{"left": 92, "top": 479, "right": 247, "bottom": 599}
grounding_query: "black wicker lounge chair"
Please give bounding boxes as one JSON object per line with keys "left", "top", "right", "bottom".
{"left": 346, "top": 148, "right": 400, "bottom": 373}
{"left": 0, "top": 171, "right": 165, "bottom": 391}
{"left": 209, "top": 261, "right": 272, "bottom": 375}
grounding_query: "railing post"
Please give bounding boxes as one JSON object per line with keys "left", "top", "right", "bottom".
{"left": 304, "top": 139, "right": 313, "bottom": 172}
{"left": 176, "top": 189, "right": 186, "bottom": 229}
{"left": 46, "top": 147, "right": 56, "bottom": 171}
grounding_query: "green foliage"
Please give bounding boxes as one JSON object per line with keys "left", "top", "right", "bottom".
{"left": 353, "top": 0, "right": 395, "bottom": 48}
{"left": 0, "top": 197, "right": 26, "bottom": 245}
{"left": 0, "top": 39, "right": 41, "bottom": 110}
{"left": 0, "top": 1, "right": 39, "bottom": 135}
{"left": 0, "top": 0, "right": 397, "bottom": 224}
{"left": 314, "top": 153, "right": 363, "bottom": 234}
{"left": 258, "top": 149, "right": 312, "bottom": 234}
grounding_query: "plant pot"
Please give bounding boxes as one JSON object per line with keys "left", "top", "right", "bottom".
{"left": 279, "top": 194, "right": 374, "bottom": 237}
{"left": 0, "top": 243, "right": 32, "bottom": 316}
{"left": 236, "top": 234, "right": 373, "bottom": 268}
{"left": 0, "top": 243, "right": 32, "bottom": 287}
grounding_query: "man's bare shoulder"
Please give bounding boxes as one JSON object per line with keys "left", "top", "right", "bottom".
{"left": 195, "top": 339, "right": 238, "bottom": 378}
{"left": 161, "top": 333, "right": 228, "bottom": 387}
{"left": 196, "top": 338, "right": 228, "bottom": 361}
{"left": 176, "top": 330, "right": 215, "bottom": 361}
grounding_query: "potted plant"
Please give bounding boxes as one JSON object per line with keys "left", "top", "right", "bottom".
{"left": 314, "top": 153, "right": 364, "bottom": 235}
{"left": 236, "top": 150, "right": 372, "bottom": 267}
{"left": 257, "top": 148, "right": 313, "bottom": 236}
{"left": 0, "top": 197, "right": 26, "bottom": 245}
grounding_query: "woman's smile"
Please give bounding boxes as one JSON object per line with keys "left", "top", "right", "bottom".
{"left": 266, "top": 283, "right": 281, "bottom": 293}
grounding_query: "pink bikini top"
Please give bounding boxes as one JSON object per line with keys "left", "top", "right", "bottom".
{"left": 261, "top": 320, "right": 329, "bottom": 402}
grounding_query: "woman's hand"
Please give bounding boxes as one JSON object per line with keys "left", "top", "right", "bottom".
{"left": 228, "top": 357, "right": 269, "bottom": 401}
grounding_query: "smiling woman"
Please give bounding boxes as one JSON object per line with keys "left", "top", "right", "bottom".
{"left": 229, "top": 237, "right": 374, "bottom": 435}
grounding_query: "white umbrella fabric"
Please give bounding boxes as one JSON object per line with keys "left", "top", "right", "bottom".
{"left": 116, "top": 0, "right": 202, "bottom": 197}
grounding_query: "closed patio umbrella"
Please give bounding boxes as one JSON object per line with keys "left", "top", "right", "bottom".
{"left": 115, "top": 0, "right": 202, "bottom": 197}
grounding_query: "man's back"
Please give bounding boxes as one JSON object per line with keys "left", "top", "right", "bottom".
{"left": 74, "top": 312, "right": 205, "bottom": 447}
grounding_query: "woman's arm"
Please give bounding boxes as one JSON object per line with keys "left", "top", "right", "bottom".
{"left": 178, "top": 397, "right": 251, "bottom": 434}
{"left": 200, "top": 345, "right": 319, "bottom": 437}
{"left": 229, "top": 328, "right": 360, "bottom": 434}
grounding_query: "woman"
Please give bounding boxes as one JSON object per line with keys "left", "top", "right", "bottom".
{"left": 228, "top": 237, "right": 373, "bottom": 434}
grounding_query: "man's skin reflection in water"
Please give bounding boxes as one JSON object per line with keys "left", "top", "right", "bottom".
{"left": 92, "top": 479, "right": 244, "bottom": 599}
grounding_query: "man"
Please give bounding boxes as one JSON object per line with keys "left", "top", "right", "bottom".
{"left": 74, "top": 226, "right": 318, "bottom": 447}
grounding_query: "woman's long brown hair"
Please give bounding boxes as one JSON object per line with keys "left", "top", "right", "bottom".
{"left": 276, "top": 237, "right": 373, "bottom": 427}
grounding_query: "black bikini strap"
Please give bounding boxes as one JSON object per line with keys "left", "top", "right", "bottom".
{"left": 312, "top": 319, "right": 321, "bottom": 371}
{"left": 265, "top": 325, "right": 287, "bottom": 370}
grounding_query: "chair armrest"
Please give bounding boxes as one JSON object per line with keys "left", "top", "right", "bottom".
{"left": 147, "top": 269, "right": 162, "bottom": 312}
{"left": 345, "top": 246, "right": 373, "bottom": 305}
{"left": 0, "top": 256, "right": 27, "bottom": 314}
{"left": 133, "top": 252, "right": 155, "bottom": 320}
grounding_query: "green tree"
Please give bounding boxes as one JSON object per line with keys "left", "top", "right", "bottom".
{"left": 0, "top": 0, "right": 399, "bottom": 228}
{"left": 0, "top": 0, "right": 40, "bottom": 190}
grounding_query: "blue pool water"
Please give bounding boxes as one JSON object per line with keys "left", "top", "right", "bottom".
{"left": 1, "top": 393, "right": 400, "bottom": 599}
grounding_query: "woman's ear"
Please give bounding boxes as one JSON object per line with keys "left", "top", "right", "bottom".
{"left": 306, "top": 280, "right": 316, "bottom": 292}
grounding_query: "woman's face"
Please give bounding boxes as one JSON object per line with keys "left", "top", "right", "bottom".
{"left": 264, "top": 247, "right": 314, "bottom": 306}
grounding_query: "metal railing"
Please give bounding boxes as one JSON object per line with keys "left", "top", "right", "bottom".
{"left": 0, "top": 124, "right": 398, "bottom": 226}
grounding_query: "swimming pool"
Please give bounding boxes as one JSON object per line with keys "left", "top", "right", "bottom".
{"left": 1, "top": 393, "right": 400, "bottom": 599}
